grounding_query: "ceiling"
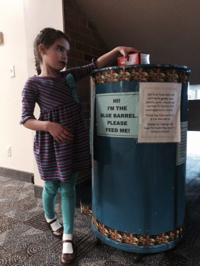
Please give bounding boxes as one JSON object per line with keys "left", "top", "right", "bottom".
{"left": 80, "top": 0, "right": 200, "bottom": 84}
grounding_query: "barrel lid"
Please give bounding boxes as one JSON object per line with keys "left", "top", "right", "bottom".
{"left": 92, "top": 64, "right": 191, "bottom": 74}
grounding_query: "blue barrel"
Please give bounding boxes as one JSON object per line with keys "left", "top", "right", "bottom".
{"left": 90, "top": 64, "right": 190, "bottom": 253}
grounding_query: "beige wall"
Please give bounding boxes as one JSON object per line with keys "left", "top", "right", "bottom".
{"left": 0, "top": 0, "right": 30, "bottom": 172}
{"left": 0, "top": 0, "right": 64, "bottom": 187}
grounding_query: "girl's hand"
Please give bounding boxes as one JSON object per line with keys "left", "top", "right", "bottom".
{"left": 95, "top": 46, "right": 140, "bottom": 69}
{"left": 47, "top": 122, "right": 74, "bottom": 144}
{"left": 117, "top": 46, "right": 140, "bottom": 60}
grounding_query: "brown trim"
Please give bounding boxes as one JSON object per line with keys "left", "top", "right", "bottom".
{"left": 92, "top": 216, "right": 184, "bottom": 246}
{"left": 92, "top": 67, "right": 190, "bottom": 84}
{"left": 80, "top": 203, "right": 184, "bottom": 246}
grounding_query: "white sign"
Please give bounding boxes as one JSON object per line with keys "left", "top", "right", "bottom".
{"left": 138, "top": 82, "right": 182, "bottom": 143}
{"left": 176, "top": 122, "right": 187, "bottom": 165}
{"left": 96, "top": 92, "right": 139, "bottom": 138}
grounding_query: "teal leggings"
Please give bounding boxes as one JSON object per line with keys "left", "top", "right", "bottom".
{"left": 42, "top": 172, "right": 77, "bottom": 234}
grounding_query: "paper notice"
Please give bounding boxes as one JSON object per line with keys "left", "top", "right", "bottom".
{"left": 96, "top": 92, "right": 139, "bottom": 138}
{"left": 138, "top": 82, "right": 182, "bottom": 143}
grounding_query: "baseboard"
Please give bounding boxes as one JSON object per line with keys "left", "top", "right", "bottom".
{"left": 0, "top": 167, "right": 33, "bottom": 183}
{"left": 0, "top": 167, "right": 91, "bottom": 201}
{"left": 34, "top": 174, "right": 91, "bottom": 202}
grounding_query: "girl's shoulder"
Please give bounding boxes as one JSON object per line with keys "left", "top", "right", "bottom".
{"left": 22, "top": 76, "right": 38, "bottom": 97}
{"left": 25, "top": 75, "right": 53, "bottom": 87}
{"left": 23, "top": 75, "right": 42, "bottom": 94}
{"left": 24, "top": 76, "right": 37, "bottom": 88}
{"left": 25, "top": 75, "right": 40, "bottom": 85}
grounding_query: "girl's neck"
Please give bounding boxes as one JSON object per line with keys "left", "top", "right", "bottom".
{"left": 40, "top": 65, "right": 60, "bottom": 77}
{"left": 40, "top": 70, "right": 60, "bottom": 77}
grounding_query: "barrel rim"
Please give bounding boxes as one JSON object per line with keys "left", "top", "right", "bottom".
{"left": 92, "top": 64, "right": 191, "bottom": 74}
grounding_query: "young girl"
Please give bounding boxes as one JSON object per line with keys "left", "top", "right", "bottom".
{"left": 20, "top": 27, "right": 138, "bottom": 265}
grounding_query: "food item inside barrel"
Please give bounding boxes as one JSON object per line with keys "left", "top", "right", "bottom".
{"left": 117, "top": 52, "right": 150, "bottom": 65}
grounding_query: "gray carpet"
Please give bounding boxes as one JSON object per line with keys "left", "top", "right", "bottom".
{"left": 0, "top": 151, "right": 200, "bottom": 265}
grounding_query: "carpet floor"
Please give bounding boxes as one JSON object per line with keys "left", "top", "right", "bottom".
{"left": 0, "top": 152, "right": 200, "bottom": 265}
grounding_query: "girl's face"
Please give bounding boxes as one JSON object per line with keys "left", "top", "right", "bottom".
{"left": 40, "top": 37, "right": 70, "bottom": 76}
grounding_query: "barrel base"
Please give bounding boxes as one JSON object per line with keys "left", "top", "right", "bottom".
{"left": 91, "top": 222, "right": 184, "bottom": 254}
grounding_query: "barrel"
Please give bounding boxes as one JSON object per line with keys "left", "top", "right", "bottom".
{"left": 90, "top": 64, "right": 190, "bottom": 253}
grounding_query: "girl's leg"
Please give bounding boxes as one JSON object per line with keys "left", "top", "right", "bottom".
{"left": 42, "top": 180, "right": 62, "bottom": 233}
{"left": 42, "top": 180, "right": 59, "bottom": 219}
{"left": 59, "top": 172, "right": 78, "bottom": 234}
{"left": 59, "top": 172, "right": 78, "bottom": 260}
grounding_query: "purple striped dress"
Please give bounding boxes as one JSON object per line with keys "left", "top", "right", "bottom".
{"left": 20, "top": 63, "right": 95, "bottom": 182}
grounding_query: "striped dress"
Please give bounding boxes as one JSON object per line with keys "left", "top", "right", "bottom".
{"left": 20, "top": 63, "right": 95, "bottom": 182}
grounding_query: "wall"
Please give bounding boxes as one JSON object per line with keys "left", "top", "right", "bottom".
{"left": 61, "top": 0, "right": 110, "bottom": 181}
{"left": 0, "top": 0, "right": 64, "bottom": 187}
{"left": 64, "top": 0, "right": 109, "bottom": 130}
{"left": 80, "top": 0, "right": 200, "bottom": 84}
{"left": 0, "top": 0, "right": 31, "bottom": 172}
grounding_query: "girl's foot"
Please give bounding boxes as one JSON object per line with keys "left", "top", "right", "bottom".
{"left": 44, "top": 217, "right": 63, "bottom": 238}
{"left": 60, "top": 240, "right": 75, "bottom": 265}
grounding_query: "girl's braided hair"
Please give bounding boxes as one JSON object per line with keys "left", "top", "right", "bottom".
{"left": 33, "top": 28, "right": 70, "bottom": 75}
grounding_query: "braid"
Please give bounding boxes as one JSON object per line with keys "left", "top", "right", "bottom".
{"left": 33, "top": 28, "right": 70, "bottom": 75}
{"left": 34, "top": 53, "right": 41, "bottom": 75}
{"left": 33, "top": 32, "right": 43, "bottom": 75}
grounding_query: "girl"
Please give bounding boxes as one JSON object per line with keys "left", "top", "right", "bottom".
{"left": 20, "top": 27, "right": 138, "bottom": 265}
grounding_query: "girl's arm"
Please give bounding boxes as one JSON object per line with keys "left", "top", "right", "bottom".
{"left": 95, "top": 46, "right": 140, "bottom": 69}
{"left": 63, "top": 46, "right": 139, "bottom": 81}
{"left": 23, "top": 118, "right": 50, "bottom": 131}
{"left": 24, "top": 118, "right": 73, "bottom": 144}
